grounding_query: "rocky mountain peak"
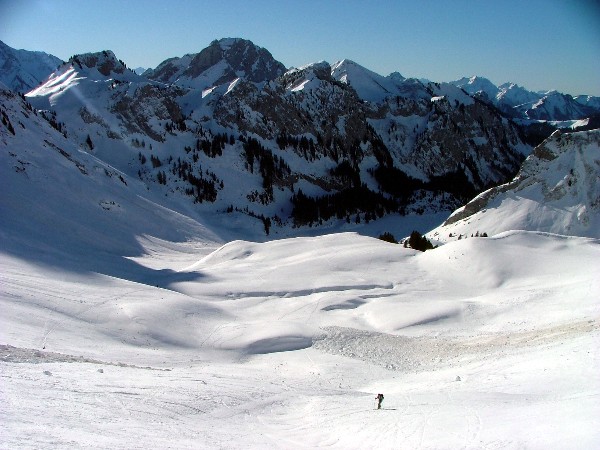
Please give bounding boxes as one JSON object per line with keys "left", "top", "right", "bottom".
{"left": 69, "top": 50, "right": 127, "bottom": 76}
{"left": 146, "top": 38, "right": 286, "bottom": 90}
{"left": 388, "top": 71, "right": 405, "bottom": 82}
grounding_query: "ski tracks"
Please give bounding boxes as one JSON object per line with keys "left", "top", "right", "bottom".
{"left": 362, "top": 388, "right": 483, "bottom": 450}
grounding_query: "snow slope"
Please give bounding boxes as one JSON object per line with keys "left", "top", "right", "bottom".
{"left": 0, "top": 40, "right": 63, "bottom": 93}
{"left": 2, "top": 89, "right": 600, "bottom": 448}
{"left": 430, "top": 129, "right": 600, "bottom": 242}
{"left": 1, "top": 228, "right": 599, "bottom": 448}
{"left": 331, "top": 59, "right": 404, "bottom": 103}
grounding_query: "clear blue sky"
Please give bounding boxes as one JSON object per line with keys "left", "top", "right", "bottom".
{"left": 1, "top": 0, "right": 598, "bottom": 95}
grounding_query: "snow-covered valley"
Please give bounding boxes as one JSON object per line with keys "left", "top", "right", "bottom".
{"left": 1, "top": 228, "right": 599, "bottom": 449}
{"left": 1, "top": 38, "right": 600, "bottom": 449}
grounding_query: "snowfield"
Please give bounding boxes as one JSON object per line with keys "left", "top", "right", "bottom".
{"left": 1, "top": 230, "right": 599, "bottom": 449}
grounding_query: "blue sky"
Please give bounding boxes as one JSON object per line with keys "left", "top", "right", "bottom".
{"left": 1, "top": 0, "right": 599, "bottom": 95}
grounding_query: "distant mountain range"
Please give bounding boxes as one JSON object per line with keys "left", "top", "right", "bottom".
{"left": 1, "top": 38, "right": 599, "bottom": 238}
{"left": 3, "top": 39, "right": 598, "bottom": 122}
{"left": 451, "top": 75, "right": 600, "bottom": 122}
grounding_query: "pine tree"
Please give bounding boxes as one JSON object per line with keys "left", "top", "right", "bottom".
{"left": 378, "top": 232, "right": 398, "bottom": 244}
{"left": 86, "top": 134, "right": 94, "bottom": 150}
{"left": 408, "top": 230, "right": 434, "bottom": 252}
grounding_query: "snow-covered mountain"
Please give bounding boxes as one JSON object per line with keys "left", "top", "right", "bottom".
{"left": 331, "top": 59, "right": 413, "bottom": 103}
{"left": 574, "top": 94, "right": 600, "bottom": 111}
{"left": 133, "top": 66, "right": 149, "bottom": 75}
{"left": 5, "top": 37, "right": 596, "bottom": 238}
{"left": 2, "top": 85, "right": 599, "bottom": 449}
{"left": 144, "top": 38, "right": 286, "bottom": 91}
{"left": 429, "top": 128, "right": 600, "bottom": 242}
{"left": 452, "top": 76, "right": 600, "bottom": 122}
{"left": 0, "top": 85, "right": 222, "bottom": 268}
{"left": 521, "top": 90, "right": 600, "bottom": 121}
{"left": 2, "top": 44, "right": 599, "bottom": 448}
{"left": 452, "top": 76, "right": 499, "bottom": 103}
{"left": 0, "top": 40, "right": 63, "bottom": 93}
{"left": 20, "top": 40, "right": 532, "bottom": 236}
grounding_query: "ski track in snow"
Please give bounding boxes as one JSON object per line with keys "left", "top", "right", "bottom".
{"left": 1, "top": 316, "right": 598, "bottom": 448}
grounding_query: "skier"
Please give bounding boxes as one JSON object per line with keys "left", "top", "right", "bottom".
{"left": 375, "top": 393, "right": 384, "bottom": 409}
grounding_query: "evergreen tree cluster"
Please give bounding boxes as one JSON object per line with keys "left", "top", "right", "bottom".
{"left": 150, "top": 154, "right": 162, "bottom": 168}
{"left": 378, "top": 232, "right": 398, "bottom": 244}
{"left": 85, "top": 134, "right": 94, "bottom": 150}
{"left": 291, "top": 160, "right": 480, "bottom": 227}
{"left": 137, "top": 148, "right": 222, "bottom": 203}
{"left": 131, "top": 138, "right": 147, "bottom": 148}
{"left": 426, "top": 168, "right": 478, "bottom": 201}
{"left": 164, "top": 119, "right": 187, "bottom": 133}
{"left": 291, "top": 185, "right": 395, "bottom": 227}
{"left": 170, "top": 157, "right": 222, "bottom": 203}
{"left": 330, "top": 160, "right": 360, "bottom": 187}
{"left": 372, "top": 164, "right": 478, "bottom": 205}
{"left": 194, "top": 133, "right": 234, "bottom": 158}
{"left": 276, "top": 131, "right": 368, "bottom": 164}
{"left": 372, "top": 165, "right": 424, "bottom": 200}
{"left": 405, "top": 230, "right": 435, "bottom": 252}
{"left": 1, "top": 109, "right": 15, "bottom": 135}
{"left": 276, "top": 132, "right": 318, "bottom": 158}
{"left": 226, "top": 205, "right": 274, "bottom": 236}
{"left": 40, "top": 111, "right": 67, "bottom": 138}
{"left": 183, "top": 170, "right": 220, "bottom": 203}
{"left": 243, "top": 137, "right": 291, "bottom": 202}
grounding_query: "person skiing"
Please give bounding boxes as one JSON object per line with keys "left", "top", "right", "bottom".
{"left": 375, "top": 393, "right": 384, "bottom": 409}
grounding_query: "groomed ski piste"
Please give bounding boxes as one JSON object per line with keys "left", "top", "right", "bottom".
{"left": 1, "top": 89, "right": 599, "bottom": 448}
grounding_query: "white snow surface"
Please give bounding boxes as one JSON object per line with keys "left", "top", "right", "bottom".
{"left": 2, "top": 82, "right": 600, "bottom": 449}
{"left": 331, "top": 59, "right": 401, "bottom": 103}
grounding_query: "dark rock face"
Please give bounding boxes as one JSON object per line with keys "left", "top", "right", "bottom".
{"left": 71, "top": 51, "right": 127, "bottom": 76}
{"left": 147, "top": 38, "right": 286, "bottom": 87}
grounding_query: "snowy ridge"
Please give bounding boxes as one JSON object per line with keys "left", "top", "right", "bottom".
{"left": 523, "top": 90, "right": 600, "bottom": 121}
{"left": 452, "top": 75, "right": 499, "bottom": 102}
{"left": 331, "top": 59, "right": 401, "bottom": 103}
{"left": 574, "top": 94, "right": 600, "bottom": 110}
{"left": 0, "top": 40, "right": 63, "bottom": 93}
{"left": 0, "top": 86, "right": 222, "bottom": 271}
{"left": 430, "top": 128, "right": 600, "bottom": 242}
{"left": 16, "top": 38, "right": 534, "bottom": 235}
{"left": 452, "top": 76, "right": 600, "bottom": 121}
